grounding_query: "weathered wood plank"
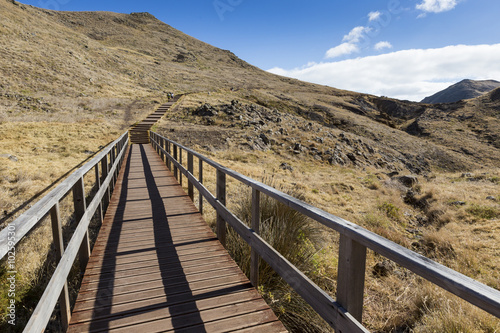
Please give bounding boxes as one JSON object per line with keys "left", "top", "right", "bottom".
{"left": 67, "top": 144, "right": 286, "bottom": 333}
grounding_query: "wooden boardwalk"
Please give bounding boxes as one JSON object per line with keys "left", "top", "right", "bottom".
{"left": 129, "top": 99, "right": 178, "bottom": 144}
{"left": 68, "top": 144, "right": 287, "bottom": 332}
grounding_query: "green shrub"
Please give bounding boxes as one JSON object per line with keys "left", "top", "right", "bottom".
{"left": 378, "top": 202, "right": 400, "bottom": 220}
{"left": 466, "top": 204, "right": 499, "bottom": 220}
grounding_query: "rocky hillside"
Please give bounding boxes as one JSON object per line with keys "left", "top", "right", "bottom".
{"left": 1, "top": 0, "right": 500, "bottom": 174}
{"left": 421, "top": 79, "right": 500, "bottom": 104}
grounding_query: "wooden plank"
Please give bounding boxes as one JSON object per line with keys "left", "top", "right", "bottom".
{"left": 68, "top": 144, "right": 286, "bottom": 333}
{"left": 70, "top": 288, "right": 257, "bottom": 327}
{"left": 74, "top": 275, "right": 253, "bottom": 312}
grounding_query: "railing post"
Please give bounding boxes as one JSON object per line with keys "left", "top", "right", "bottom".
{"left": 199, "top": 159, "right": 203, "bottom": 215}
{"left": 179, "top": 147, "right": 183, "bottom": 186}
{"left": 113, "top": 146, "right": 119, "bottom": 184}
{"left": 250, "top": 188, "right": 260, "bottom": 287}
{"left": 173, "top": 145, "right": 178, "bottom": 179}
{"left": 50, "top": 203, "right": 70, "bottom": 331}
{"left": 337, "top": 234, "right": 367, "bottom": 323}
{"left": 101, "top": 155, "right": 110, "bottom": 208}
{"left": 73, "top": 177, "right": 90, "bottom": 273}
{"left": 95, "top": 163, "right": 103, "bottom": 224}
{"left": 188, "top": 152, "right": 194, "bottom": 201}
{"left": 216, "top": 170, "right": 226, "bottom": 247}
{"left": 167, "top": 141, "right": 171, "bottom": 171}
{"left": 160, "top": 137, "right": 165, "bottom": 162}
{"left": 110, "top": 149, "right": 116, "bottom": 192}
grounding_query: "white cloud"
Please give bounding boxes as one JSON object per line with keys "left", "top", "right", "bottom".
{"left": 368, "top": 11, "right": 381, "bottom": 21}
{"left": 374, "top": 41, "right": 393, "bottom": 51}
{"left": 416, "top": 0, "right": 458, "bottom": 13}
{"left": 325, "top": 43, "right": 359, "bottom": 58}
{"left": 268, "top": 44, "right": 500, "bottom": 102}
{"left": 325, "top": 26, "right": 371, "bottom": 58}
{"left": 343, "top": 26, "right": 371, "bottom": 43}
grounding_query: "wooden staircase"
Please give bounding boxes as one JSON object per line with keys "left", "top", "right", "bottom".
{"left": 129, "top": 97, "right": 180, "bottom": 144}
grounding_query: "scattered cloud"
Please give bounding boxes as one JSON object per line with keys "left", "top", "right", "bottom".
{"left": 368, "top": 11, "right": 381, "bottom": 22}
{"left": 269, "top": 44, "right": 500, "bottom": 102}
{"left": 374, "top": 41, "right": 393, "bottom": 51}
{"left": 416, "top": 0, "right": 458, "bottom": 13}
{"left": 343, "top": 26, "right": 371, "bottom": 43}
{"left": 325, "top": 26, "right": 372, "bottom": 59}
{"left": 325, "top": 43, "right": 359, "bottom": 58}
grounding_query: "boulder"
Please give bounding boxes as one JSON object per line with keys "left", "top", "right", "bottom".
{"left": 394, "top": 175, "right": 418, "bottom": 187}
{"left": 259, "top": 133, "right": 270, "bottom": 145}
{"left": 372, "top": 260, "right": 395, "bottom": 277}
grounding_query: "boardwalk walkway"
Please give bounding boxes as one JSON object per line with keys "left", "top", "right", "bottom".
{"left": 129, "top": 98, "right": 179, "bottom": 144}
{"left": 67, "top": 144, "right": 287, "bottom": 332}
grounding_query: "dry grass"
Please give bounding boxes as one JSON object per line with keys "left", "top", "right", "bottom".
{"left": 0, "top": 116, "right": 135, "bottom": 330}
{"left": 157, "top": 113, "right": 499, "bottom": 332}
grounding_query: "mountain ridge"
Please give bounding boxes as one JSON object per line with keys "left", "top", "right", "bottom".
{"left": 421, "top": 79, "right": 500, "bottom": 104}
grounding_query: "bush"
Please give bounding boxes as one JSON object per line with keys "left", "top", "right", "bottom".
{"left": 226, "top": 181, "right": 331, "bottom": 332}
{"left": 466, "top": 204, "right": 500, "bottom": 220}
{"left": 378, "top": 202, "right": 400, "bottom": 220}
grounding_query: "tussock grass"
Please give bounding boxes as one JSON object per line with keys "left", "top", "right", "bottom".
{"left": 221, "top": 179, "right": 334, "bottom": 332}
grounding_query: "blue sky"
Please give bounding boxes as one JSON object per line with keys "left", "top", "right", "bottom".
{"left": 18, "top": 0, "right": 500, "bottom": 101}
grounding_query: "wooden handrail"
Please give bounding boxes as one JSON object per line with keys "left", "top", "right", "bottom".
{"left": 0, "top": 132, "right": 129, "bottom": 260}
{"left": 0, "top": 132, "right": 128, "bottom": 332}
{"left": 150, "top": 131, "right": 500, "bottom": 331}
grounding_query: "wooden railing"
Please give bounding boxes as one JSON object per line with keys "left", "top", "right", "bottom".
{"left": 0, "top": 132, "right": 129, "bottom": 332}
{"left": 150, "top": 131, "right": 500, "bottom": 332}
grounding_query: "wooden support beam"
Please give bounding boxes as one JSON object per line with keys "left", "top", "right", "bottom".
{"left": 199, "top": 159, "right": 203, "bottom": 215}
{"left": 188, "top": 152, "right": 194, "bottom": 201}
{"left": 94, "top": 164, "right": 103, "bottom": 224}
{"left": 101, "top": 155, "right": 110, "bottom": 208}
{"left": 173, "top": 145, "right": 178, "bottom": 180}
{"left": 216, "top": 170, "right": 226, "bottom": 248}
{"left": 73, "top": 177, "right": 90, "bottom": 273}
{"left": 250, "top": 188, "right": 260, "bottom": 287}
{"left": 179, "top": 147, "right": 183, "bottom": 186}
{"left": 50, "top": 203, "right": 70, "bottom": 331}
{"left": 337, "top": 234, "right": 367, "bottom": 323}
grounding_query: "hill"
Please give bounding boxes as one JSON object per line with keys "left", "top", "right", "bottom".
{"left": 0, "top": 1, "right": 499, "bottom": 332}
{"left": 421, "top": 79, "right": 500, "bottom": 104}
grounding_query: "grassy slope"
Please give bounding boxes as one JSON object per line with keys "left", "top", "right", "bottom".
{"left": 0, "top": 0, "right": 499, "bottom": 331}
